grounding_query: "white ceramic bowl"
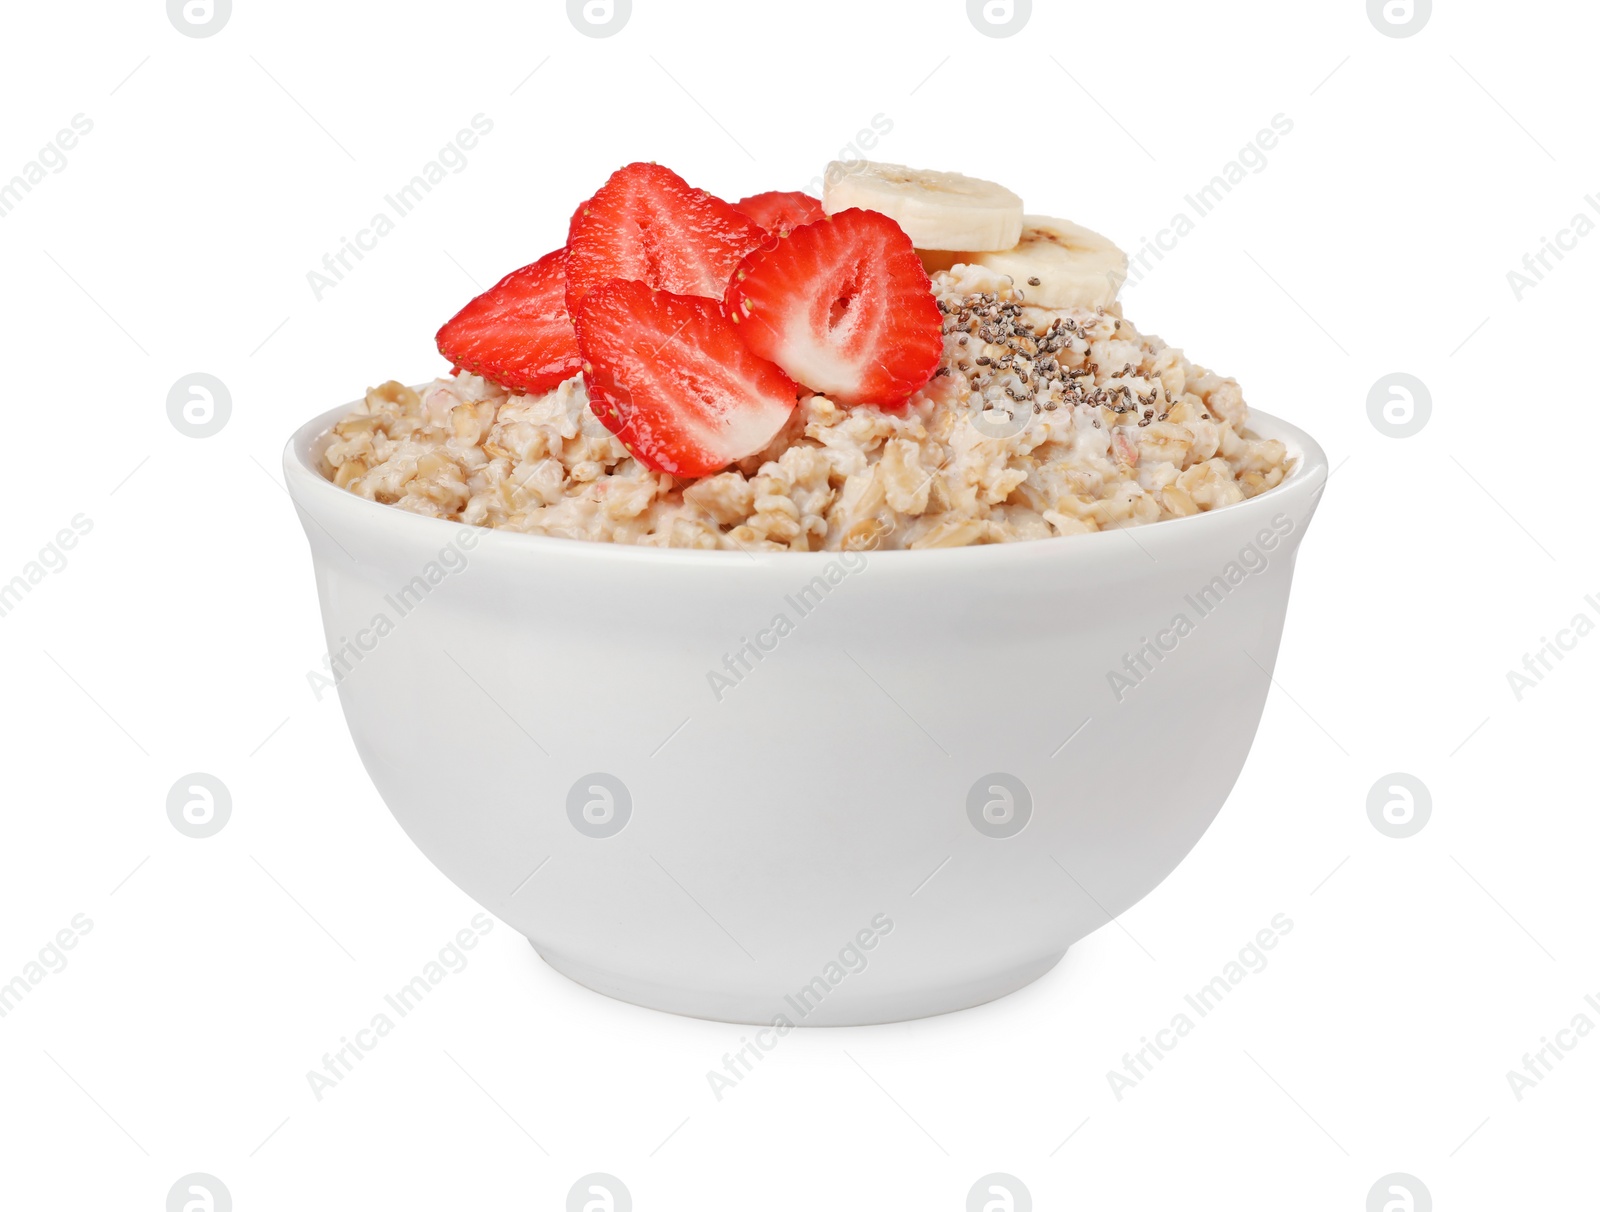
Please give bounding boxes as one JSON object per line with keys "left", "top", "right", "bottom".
{"left": 285, "top": 402, "right": 1326, "bottom": 1025}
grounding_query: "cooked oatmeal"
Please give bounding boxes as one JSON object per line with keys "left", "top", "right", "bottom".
{"left": 321, "top": 265, "right": 1291, "bottom": 550}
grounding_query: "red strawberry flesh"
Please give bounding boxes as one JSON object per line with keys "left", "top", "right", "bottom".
{"left": 574, "top": 279, "right": 799, "bottom": 478}
{"left": 724, "top": 207, "right": 943, "bottom": 408}
{"left": 734, "top": 191, "right": 826, "bottom": 236}
{"left": 566, "top": 163, "right": 768, "bottom": 311}
{"left": 435, "top": 249, "right": 581, "bottom": 394}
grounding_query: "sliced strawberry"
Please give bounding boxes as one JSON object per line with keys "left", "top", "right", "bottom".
{"left": 734, "top": 191, "right": 826, "bottom": 236}
{"left": 566, "top": 163, "right": 768, "bottom": 311}
{"left": 436, "top": 249, "right": 581, "bottom": 394}
{"left": 574, "top": 279, "right": 799, "bottom": 478}
{"left": 723, "top": 208, "right": 942, "bottom": 408}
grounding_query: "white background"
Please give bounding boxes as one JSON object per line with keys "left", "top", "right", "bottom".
{"left": 2, "top": 0, "right": 1595, "bottom": 1207}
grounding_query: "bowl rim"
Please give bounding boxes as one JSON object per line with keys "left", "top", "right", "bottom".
{"left": 283, "top": 392, "right": 1328, "bottom": 566}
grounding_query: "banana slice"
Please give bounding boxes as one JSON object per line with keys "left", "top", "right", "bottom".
{"left": 822, "top": 161, "right": 1023, "bottom": 251}
{"left": 961, "top": 216, "right": 1129, "bottom": 310}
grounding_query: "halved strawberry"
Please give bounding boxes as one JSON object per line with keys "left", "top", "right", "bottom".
{"left": 723, "top": 208, "right": 942, "bottom": 408}
{"left": 734, "top": 191, "right": 826, "bottom": 236}
{"left": 566, "top": 163, "right": 768, "bottom": 311}
{"left": 574, "top": 279, "right": 799, "bottom": 478}
{"left": 436, "top": 249, "right": 580, "bottom": 394}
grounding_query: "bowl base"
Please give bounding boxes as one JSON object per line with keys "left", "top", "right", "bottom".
{"left": 530, "top": 941, "right": 1068, "bottom": 1026}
